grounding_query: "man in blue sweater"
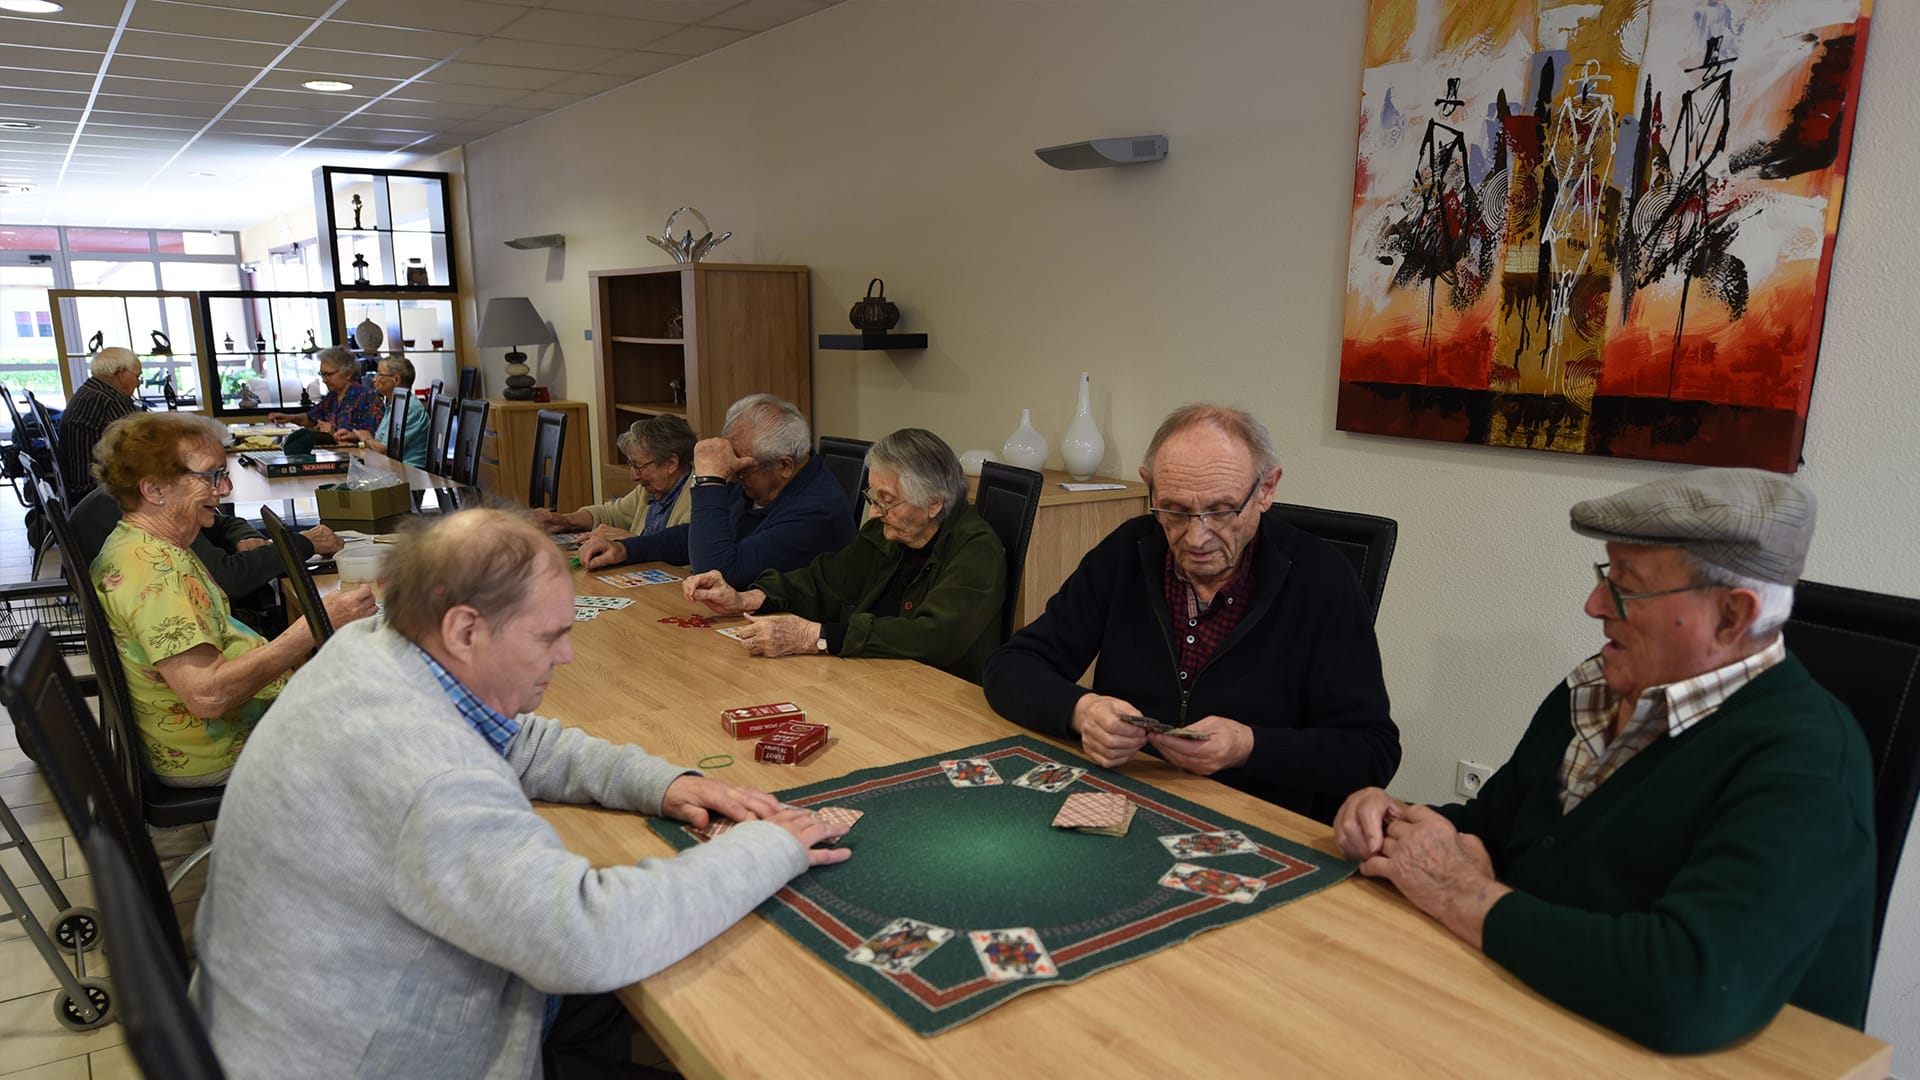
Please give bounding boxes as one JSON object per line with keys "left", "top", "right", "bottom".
{"left": 581, "top": 393, "right": 853, "bottom": 587}
{"left": 984, "top": 404, "right": 1398, "bottom": 821}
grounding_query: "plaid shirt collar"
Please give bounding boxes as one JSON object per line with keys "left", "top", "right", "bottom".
{"left": 413, "top": 643, "right": 520, "bottom": 757}
{"left": 1558, "top": 635, "right": 1786, "bottom": 812}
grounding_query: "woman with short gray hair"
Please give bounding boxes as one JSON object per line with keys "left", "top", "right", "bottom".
{"left": 541, "top": 415, "right": 700, "bottom": 563}
{"left": 682, "top": 428, "right": 1008, "bottom": 682}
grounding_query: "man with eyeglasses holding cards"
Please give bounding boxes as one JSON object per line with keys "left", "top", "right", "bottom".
{"left": 984, "top": 404, "right": 1398, "bottom": 821}
{"left": 1331, "top": 468, "right": 1874, "bottom": 1052}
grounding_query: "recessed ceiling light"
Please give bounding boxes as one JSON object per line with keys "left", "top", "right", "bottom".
{"left": 0, "top": 119, "right": 41, "bottom": 129}
{"left": 0, "top": 1, "right": 65, "bottom": 13}
{"left": 302, "top": 79, "right": 354, "bottom": 93}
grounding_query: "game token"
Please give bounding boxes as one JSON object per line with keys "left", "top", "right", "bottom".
{"left": 659, "top": 614, "right": 716, "bottom": 628}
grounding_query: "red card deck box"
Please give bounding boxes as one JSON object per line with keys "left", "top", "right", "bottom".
{"left": 753, "top": 721, "right": 828, "bottom": 765}
{"left": 721, "top": 701, "right": 806, "bottom": 739}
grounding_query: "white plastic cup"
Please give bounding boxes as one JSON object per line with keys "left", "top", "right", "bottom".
{"left": 335, "top": 544, "right": 389, "bottom": 602}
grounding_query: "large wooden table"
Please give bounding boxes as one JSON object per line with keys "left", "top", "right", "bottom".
{"left": 532, "top": 566, "right": 1891, "bottom": 1079}
{"left": 226, "top": 445, "right": 443, "bottom": 505}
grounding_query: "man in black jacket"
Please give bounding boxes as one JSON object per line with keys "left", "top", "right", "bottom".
{"left": 983, "top": 405, "right": 1398, "bottom": 821}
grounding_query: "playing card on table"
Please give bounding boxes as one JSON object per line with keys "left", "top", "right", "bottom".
{"left": 1051, "top": 792, "right": 1130, "bottom": 830}
{"left": 1157, "top": 829, "right": 1259, "bottom": 860}
{"left": 939, "top": 758, "right": 1002, "bottom": 787}
{"left": 714, "top": 625, "right": 751, "bottom": 643}
{"left": 550, "top": 531, "right": 590, "bottom": 548}
{"left": 814, "top": 805, "right": 864, "bottom": 844}
{"left": 847, "top": 917, "right": 953, "bottom": 975}
{"left": 684, "top": 818, "right": 740, "bottom": 842}
{"left": 596, "top": 568, "right": 683, "bottom": 588}
{"left": 1010, "top": 761, "right": 1087, "bottom": 793}
{"left": 969, "top": 927, "right": 1057, "bottom": 982}
{"left": 572, "top": 607, "right": 602, "bottom": 622}
{"left": 1158, "top": 862, "right": 1267, "bottom": 904}
{"left": 572, "top": 595, "right": 634, "bottom": 610}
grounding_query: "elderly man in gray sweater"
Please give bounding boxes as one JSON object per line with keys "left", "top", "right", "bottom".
{"left": 194, "top": 509, "right": 849, "bottom": 1078}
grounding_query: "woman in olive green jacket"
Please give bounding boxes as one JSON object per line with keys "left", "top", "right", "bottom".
{"left": 682, "top": 428, "right": 1007, "bottom": 681}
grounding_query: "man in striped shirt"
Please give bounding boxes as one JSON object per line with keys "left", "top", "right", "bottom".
{"left": 57, "top": 345, "right": 143, "bottom": 499}
{"left": 1333, "top": 468, "right": 1874, "bottom": 1052}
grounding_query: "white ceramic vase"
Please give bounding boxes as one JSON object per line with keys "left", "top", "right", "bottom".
{"left": 1001, "top": 408, "right": 1048, "bottom": 470}
{"left": 1060, "top": 371, "right": 1105, "bottom": 480}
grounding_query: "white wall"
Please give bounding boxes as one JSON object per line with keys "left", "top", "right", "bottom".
{"left": 456, "top": 1, "right": 1920, "bottom": 1065}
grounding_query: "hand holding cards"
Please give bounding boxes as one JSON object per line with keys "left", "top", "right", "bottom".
{"left": 1121, "top": 714, "right": 1212, "bottom": 741}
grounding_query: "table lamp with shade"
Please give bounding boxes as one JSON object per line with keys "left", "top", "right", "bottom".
{"left": 477, "top": 296, "right": 556, "bottom": 401}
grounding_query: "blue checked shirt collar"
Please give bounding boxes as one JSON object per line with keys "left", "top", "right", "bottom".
{"left": 413, "top": 643, "right": 519, "bottom": 757}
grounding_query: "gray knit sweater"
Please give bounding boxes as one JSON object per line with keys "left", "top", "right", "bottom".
{"left": 194, "top": 620, "right": 806, "bottom": 1078}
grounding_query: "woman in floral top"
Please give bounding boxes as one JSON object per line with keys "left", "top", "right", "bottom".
{"left": 88, "top": 413, "right": 377, "bottom": 786}
{"left": 266, "top": 345, "right": 384, "bottom": 436}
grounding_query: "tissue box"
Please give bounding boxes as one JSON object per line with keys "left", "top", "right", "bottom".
{"left": 316, "top": 481, "right": 413, "bottom": 523}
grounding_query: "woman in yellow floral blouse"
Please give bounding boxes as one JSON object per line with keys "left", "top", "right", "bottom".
{"left": 89, "top": 413, "right": 377, "bottom": 786}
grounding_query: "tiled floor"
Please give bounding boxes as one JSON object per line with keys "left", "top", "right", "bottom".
{"left": 1, "top": 481, "right": 213, "bottom": 1077}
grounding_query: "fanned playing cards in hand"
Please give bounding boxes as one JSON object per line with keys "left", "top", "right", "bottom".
{"left": 1051, "top": 792, "right": 1135, "bottom": 837}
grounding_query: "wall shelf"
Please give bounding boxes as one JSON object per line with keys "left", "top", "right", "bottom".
{"left": 819, "top": 332, "right": 928, "bottom": 351}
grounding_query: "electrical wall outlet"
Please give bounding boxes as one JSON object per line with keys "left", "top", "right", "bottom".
{"left": 1455, "top": 760, "right": 1493, "bottom": 799}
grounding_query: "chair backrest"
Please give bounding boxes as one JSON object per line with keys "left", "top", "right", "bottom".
{"left": 817, "top": 436, "right": 872, "bottom": 526}
{"left": 426, "top": 392, "right": 455, "bottom": 477}
{"left": 1784, "top": 580, "right": 1920, "bottom": 962}
{"left": 259, "top": 507, "right": 331, "bottom": 647}
{"left": 2, "top": 625, "right": 190, "bottom": 976}
{"left": 429, "top": 377, "right": 444, "bottom": 395}
{"left": 457, "top": 365, "right": 479, "bottom": 400}
{"left": 527, "top": 408, "right": 567, "bottom": 511}
{"left": 384, "top": 387, "right": 411, "bottom": 462}
{"left": 24, "top": 391, "right": 70, "bottom": 511}
{"left": 974, "top": 462, "right": 1044, "bottom": 643}
{"left": 450, "top": 397, "right": 490, "bottom": 488}
{"left": 85, "top": 830, "right": 227, "bottom": 1078}
{"left": 42, "top": 497, "right": 140, "bottom": 783}
{"left": 1267, "top": 502, "right": 1398, "bottom": 622}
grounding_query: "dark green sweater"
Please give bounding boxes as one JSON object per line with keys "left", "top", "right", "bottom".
{"left": 1437, "top": 654, "right": 1875, "bottom": 1053}
{"left": 752, "top": 505, "right": 1006, "bottom": 682}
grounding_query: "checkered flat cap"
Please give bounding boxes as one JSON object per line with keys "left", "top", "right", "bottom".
{"left": 1570, "top": 467, "right": 1816, "bottom": 586}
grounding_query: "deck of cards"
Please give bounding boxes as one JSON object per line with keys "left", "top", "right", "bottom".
{"left": 1121, "top": 714, "right": 1212, "bottom": 740}
{"left": 596, "top": 568, "right": 682, "bottom": 588}
{"left": 1051, "top": 792, "right": 1135, "bottom": 837}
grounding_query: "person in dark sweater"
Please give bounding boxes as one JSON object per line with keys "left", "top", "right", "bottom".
{"left": 1333, "top": 468, "right": 1875, "bottom": 1053}
{"left": 983, "top": 404, "right": 1399, "bottom": 822}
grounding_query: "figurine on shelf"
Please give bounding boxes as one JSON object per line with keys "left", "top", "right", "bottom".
{"left": 223, "top": 333, "right": 235, "bottom": 353}
{"left": 255, "top": 333, "right": 268, "bottom": 357}
{"left": 666, "top": 312, "right": 684, "bottom": 339}
{"left": 405, "top": 257, "right": 428, "bottom": 287}
{"left": 86, "top": 330, "right": 103, "bottom": 355}
{"left": 668, "top": 378, "right": 685, "bottom": 406}
{"left": 149, "top": 329, "right": 172, "bottom": 356}
{"left": 300, "top": 329, "right": 319, "bottom": 356}
{"left": 236, "top": 382, "right": 260, "bottom": 409}
{"left": 351, "top": 250, "right": 370, "bottom": 286}
{"left": 162, "top": 374, "right": 179, "bottom": 412}
{"left": 351, "top": 193, "right": 364, "bottom": 231}
{"left": 300, "top": 386, "right": 312, "bottom": 410}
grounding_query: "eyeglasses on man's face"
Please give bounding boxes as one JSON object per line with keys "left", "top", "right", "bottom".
{"left": 1591, "top": 562, "right": 1718, "bottom": 620}
{"left": 862, "top": 487, "right": 914, "bottom": 515}
{"left": 1148, "top": 479, "right": 1259, "bottom": 532}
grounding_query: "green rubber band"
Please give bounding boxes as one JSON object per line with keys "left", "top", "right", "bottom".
{"left": 697, "top": 754, "right": 734, "bottom": 770}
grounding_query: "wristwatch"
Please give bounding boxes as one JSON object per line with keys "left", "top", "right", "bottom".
{"left": 692, "top": 474, "right": 727, "bottom": 488}
{"left": 816, "top": 636, "right": 829, "bottom": 653}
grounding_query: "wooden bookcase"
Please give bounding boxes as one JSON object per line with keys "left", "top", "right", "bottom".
{"left": 588, "top": 263, "right": 811, "bottom": 495}
{"left": 477, "top": 398, "right": 592, "bottom": 510}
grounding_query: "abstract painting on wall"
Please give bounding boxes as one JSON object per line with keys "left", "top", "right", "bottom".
{"left": 1338, "top": 0, "right": 1873, "bottom": 471}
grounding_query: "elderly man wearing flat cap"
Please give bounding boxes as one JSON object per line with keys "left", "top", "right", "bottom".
{"left": 1333, "top": 468, "right": 1874, "bottom": 1053}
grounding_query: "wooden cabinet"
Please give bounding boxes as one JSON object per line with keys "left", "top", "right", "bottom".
{"left": 589, "top": 263, "right": 811, "bottom": 495}
{"left": 965, "top": 468, "right": 1149, "bottom": 630}
{"left": 478, "top": 398, "right": 591, "bottom": 511}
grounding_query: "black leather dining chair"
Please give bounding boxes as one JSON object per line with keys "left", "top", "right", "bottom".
{"left": 384, "top": 387, "right": 412, "bottom": 462}
{"left": 528, "top": 408, "right": 567, "bottom": 511}
{"left": 426, "top": 392, "right": 455, "bottom": 478}
{"left": 1267, "top": 502, "right": 1399, "bottom": 622}
{"left": 260, "top": 506, "right": 332, "bottom": 649}
{"left": 1784, "top": 579, "right": 1920, "bottom": 966}
{"left": 817, "top": 436, "right": 872, "bottom": 527}
{"left": 86, "top": 830, "right": 227, "bottom": 1079}
{"left": 973, "top": 462, "right": 1044, "bottom": 643}
{"left": 450, "top": 398, "right": 490, "bottom": 488}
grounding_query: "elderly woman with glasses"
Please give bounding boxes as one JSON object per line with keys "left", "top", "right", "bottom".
{"left": 89, "top": 413, "right": 377, "bottom": 787}
{"left": 683, "top": 428, "right": 1007, "bottom": 682}
{"left": 267, "top": 345, "right": 383, "bottom": 437}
